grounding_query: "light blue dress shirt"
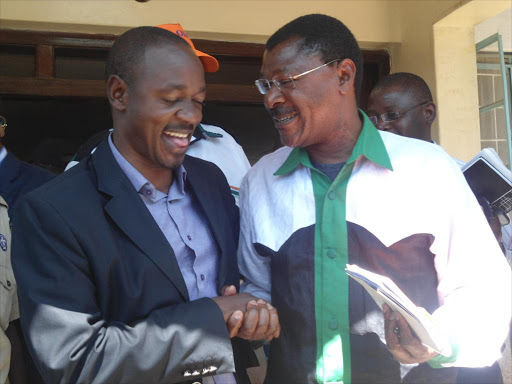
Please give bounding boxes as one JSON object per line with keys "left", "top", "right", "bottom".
{"left": 108, "top": 135, "right": 235, "bottom": 384}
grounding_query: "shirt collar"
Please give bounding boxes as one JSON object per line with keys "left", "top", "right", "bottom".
{"left": 190, "top": 124, "right": 223, "bottom": 146}
{"left": 108, "top": 133, "right": 187, "bottom": 198}
{"left": 275, "top": 110, "right": 393, "bottom": 176}
{"left": 0, "top": 147, "right": 7, "bottom": 167}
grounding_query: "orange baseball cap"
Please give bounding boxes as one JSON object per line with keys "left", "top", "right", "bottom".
{"left": 156, "top": 23, "right": 219, "bottom": 73}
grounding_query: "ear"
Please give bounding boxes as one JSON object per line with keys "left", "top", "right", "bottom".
{"left": 107, "top": 75, "right": 129, "bottom": 112}
{"left": 336, "top": 59, "right": 356, "bottom": 95}
{"left": 424, "top": 102, "right": 437, "bottom": 124}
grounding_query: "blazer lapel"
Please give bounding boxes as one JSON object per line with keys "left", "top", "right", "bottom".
{"left": 92, "top": 139, "right": 190, "bottom": 301}
{"left": 184, "top": 157, "right": 230, "bottom": 293}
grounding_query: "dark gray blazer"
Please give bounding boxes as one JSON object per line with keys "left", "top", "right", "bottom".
{"left": 12, "top": 139, "right": 253, "bottom": 384}
{"left": 0, "top": 151, "right": 55, "bottom": 218}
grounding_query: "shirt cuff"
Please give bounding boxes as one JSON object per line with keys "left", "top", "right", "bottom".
{"left": 428, "top": 338, "right": 459, "bottom": 368}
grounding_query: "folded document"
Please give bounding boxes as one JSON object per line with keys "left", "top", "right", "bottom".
{"left": 345, "top": 264, "right": 452, "bottom": 356}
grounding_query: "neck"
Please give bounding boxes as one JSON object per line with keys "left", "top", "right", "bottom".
{"left": 111, "top": 130, "right": 174, "bottom": 193}
{"left": 307, "top": 110, "right": 362, "bottom": 164}
{"left": 140, "top": 165, "right": 174, "bottom": 193}
{"left": 420, "top": 129, "right": 432, "bottom": 143}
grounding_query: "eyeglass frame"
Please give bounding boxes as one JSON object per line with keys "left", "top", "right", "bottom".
{"left": 368, "top": 101, "right": 430, "bottom": 126}
{"left": 255, "top": 59, "right": 342, "bottom": 95}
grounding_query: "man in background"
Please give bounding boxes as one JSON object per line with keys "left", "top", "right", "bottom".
{"left": 367, "top": 71, "right": 510, "bottom": 384}
{"left": 0, "top": 195, "right": 19, "bottom": 384}
{"left": 0, "top": 115, "right": 55, "bottom": 219}
{"left": 367, "top": 72, "right": 512, "bottom": 263}
{"left": 0, "top": 116, "right": 53, "bottom": 384}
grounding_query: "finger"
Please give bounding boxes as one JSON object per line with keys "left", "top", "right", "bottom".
{"left": 394, "top": 312, "right": 429, "bottom": 360}
{"left": 274, "top": 318, "right": 281, "bottom": 338}
{"left": 252, "top": 300, "right": 270, "bottom": 340}
{"left": 384, "top": 311, "right": 415, "bottom": 363}
{"left": 238, "top": 301, "right": 259, "bottom": 339}
{"left": 382, "top": 304, "right": 391, "bottom": 318}
{"left": 227, "top": 310, "right": 243, "bottom": 338}
{"left": 221, "top": 285, "right": 237, "bottom": 297}
{"left": 384, "top": 311, "right": 401, "bottom": 350}
{"left": 263, "top": 302, "right": 279, "bottom": 340}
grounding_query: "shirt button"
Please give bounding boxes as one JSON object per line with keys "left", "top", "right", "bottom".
{"left": 200, "top": 274, "right": 205, "bottom": 281}
{"left": 146, "top": 190, "right": 151, "bottom": 196}
{"left": 6, "top": 280, "right": 11, "bottom": 287}
{"left": 187, "top": 235, "right": 192, "bottom": 241}
{"left": 328, "top": 191, "right": 336, "bottom": 200}
{"left": 328, "top": 319, "right": 339, "bottom": 330}
{"left": 327, "top": 249, "right": 336, "bottom": 259}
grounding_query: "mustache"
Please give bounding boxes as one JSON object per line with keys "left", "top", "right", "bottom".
{"left": 269, "top": 107, "right": 296, "bottom": 118}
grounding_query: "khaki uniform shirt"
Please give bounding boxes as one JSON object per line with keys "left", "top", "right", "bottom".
{"left": 0, "top": 196, "right": 18, "bottom": 384}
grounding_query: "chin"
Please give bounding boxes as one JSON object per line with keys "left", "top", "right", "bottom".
{"left": 279, "top": 133, "right": 299, "bottom": 148}
{"left": 161, "top": 156, "right": 186, "bottom": 170}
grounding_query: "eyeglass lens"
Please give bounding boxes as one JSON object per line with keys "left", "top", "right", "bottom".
{"left": 369, "top": 112, "right": 402, "bottom": 125}
{"left": 255, "top": 80, "right": 270, "bottom": 95}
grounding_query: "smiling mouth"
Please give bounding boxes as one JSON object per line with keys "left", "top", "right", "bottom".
{"left": 163, "top": 131, "right": 190, "bottom": 139}
{"left": 273, "top": 114, "right": 297, "bottom": 124}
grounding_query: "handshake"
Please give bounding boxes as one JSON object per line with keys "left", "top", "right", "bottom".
{"left": 212, "top": 285, "right": 281, "bottom": 341}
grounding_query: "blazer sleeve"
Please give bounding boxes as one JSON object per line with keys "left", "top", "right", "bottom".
{"left": 12, "top": 195, "right": 235, "bottom": 384}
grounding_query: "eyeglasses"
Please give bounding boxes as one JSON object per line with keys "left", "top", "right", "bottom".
{"left": 0, "top": 115, "right": 6, "bottom": 130}
{"left": 368, "top": 101, "right": 429, "bottom": 126}
{"left": 255, "top": 59, "right": 341, "bottom": 95}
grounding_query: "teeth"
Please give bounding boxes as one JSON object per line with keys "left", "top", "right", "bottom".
{"left": 163, "top": 131, "right": 188, "bottom": 138}
{"left": 275, "top": 115, "right": 295, "bottom": 123}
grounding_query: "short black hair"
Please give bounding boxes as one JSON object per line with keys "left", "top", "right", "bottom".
{"left": 105, "top": 26, "right": 190, "bottom": 86}
{"left": 371, "top": 72, "right": 433, "bottom": 103}
{"left": 266, "top": 14, "right": 363, "bottom": 101}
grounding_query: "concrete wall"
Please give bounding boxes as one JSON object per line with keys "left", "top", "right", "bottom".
{"left": 0, "top": 0, "right": 401, "bottom": 45}
{"left": 391, "top": 0, "right": 464, "bottom": 142}
{"left": 1, "top": 0, "right": 511, "bottom": 160}
{"left": 433, "top": 0, "right": 511, "bottom": 161}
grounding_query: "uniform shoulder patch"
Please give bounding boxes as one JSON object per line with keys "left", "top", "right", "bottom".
{"left": 0, "top": 234, "right": 7, "bottom": 251}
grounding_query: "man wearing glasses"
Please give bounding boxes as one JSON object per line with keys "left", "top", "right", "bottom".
{"left": 238, "top": 14, "right": 511, "bottom": 384}
{"left": 368, "top": 72, "right": 510, "bottom": 384}
{"left": 367, "top": 72, "right": 510, "bottom": 245}
{"left": 366, "top": 73, "right": 436, "bottom": 143}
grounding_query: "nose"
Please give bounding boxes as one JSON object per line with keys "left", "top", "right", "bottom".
{"left": 263, "top": 84, "right": 286, "bottom": 110}
{"left": 176, "top": 100, "right": 203, "bottom": 127}
{"left": 376, "top": 118, "right": 391, "bottom": 131}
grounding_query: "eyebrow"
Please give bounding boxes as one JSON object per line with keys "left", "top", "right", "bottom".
{"left": 259, "top": 61, "right": 296, "bottom": 78}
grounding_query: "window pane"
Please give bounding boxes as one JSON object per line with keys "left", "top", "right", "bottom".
{"left": 497, "top": 140, "right": 510, "bottom": 168}
{"left": 55, "top": 47, "right": 108, "bottom": 80}
{"left": 481, "top": 140, "right": 497, "bottom": 151}
{"left": 479, "top": 110, "right": 496, "bottom": 140}
{"left": 0, "top": 45, "right": 35, "bottom": 77}
{"left": 496, "top": 106, "right": 508, "bottom": 140}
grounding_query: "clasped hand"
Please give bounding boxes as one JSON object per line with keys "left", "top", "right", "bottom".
{"left": 383, "top": 304, "right": 438, "bottom": 364}
{"left": 212, "top": 285, "right": 281, "bottom": 341}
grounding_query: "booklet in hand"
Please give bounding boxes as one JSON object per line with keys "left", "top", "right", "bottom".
{"left": 462, "top": 148, "right": 512, "bottom": 214}
{"left": 345, "top": 264, "right": 451, "bottom": 356}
